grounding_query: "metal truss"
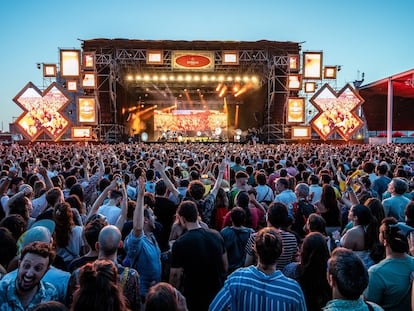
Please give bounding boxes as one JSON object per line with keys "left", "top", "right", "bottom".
{"left": 86, "top": 45, "right": 292, "bottom": 143}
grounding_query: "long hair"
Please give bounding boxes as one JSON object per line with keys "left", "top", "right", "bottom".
{"left": 54, "top": 202, "right": 74, "bottom": 247}
{"left": 71, "top": 259, "right": 129, "bottom": 311}
{"left": 364, "top": 197, "right": 385, "bottom": 225}
{"left": 69, "top": 183, "right": 85, "bottom": 204}
{"left": 235, "top": 191, "right": 253, "bottom": 228}
{"left": 321, "top": 184, "right": 338, "bottom": 211}
{"left": 65, "top": 194, "right": 85, "bottom": 215}
{"left": 352, "top": 204, "right": 379, "bottom": 251}
{"left": 299, "top": 232, "right": 331, "bottom": 310}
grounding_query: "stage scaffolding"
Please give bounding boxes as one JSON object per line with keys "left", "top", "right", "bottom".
{"left": 82, "top": 39, "right": 300, "bottom": 143}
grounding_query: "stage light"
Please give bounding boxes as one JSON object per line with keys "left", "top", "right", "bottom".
{"left": 144, "top": 75, "right": 150, "bottom": 81}
{"left": 218, "top": 85, "right": 227, "bottom": 97}
{"left": 235, "top": 129, "right": 242, "bottom": 136}
{"left": 141, "top": 132, "right": 148, "bottom": 142}
{"left": 127, "top": 75, "right": 133, "bottom": 81}
{"left": 197, "top": 131, "right": 202, "bottom": 137}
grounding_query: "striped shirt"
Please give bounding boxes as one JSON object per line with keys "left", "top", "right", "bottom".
{"left": 209, "top": 266, "right": 307, "bottom": 311}
{"left": 246, "top": 229, "right": 298, "bottom": 270}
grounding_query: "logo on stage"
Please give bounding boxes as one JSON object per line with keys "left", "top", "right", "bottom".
{"left": 172, "top": 51, "right": 214, "bottom": 70}
{"left": 310, "top": 83, "right": 364, "bottom": 141}
{"left": 13, "top": 82, "right": 71, "bottom": 141}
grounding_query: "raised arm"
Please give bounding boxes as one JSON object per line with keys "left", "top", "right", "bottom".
{"left": 38, "top": 166, "right": 53, "bottom": 190}
{"left": 209, "top": 159, "right": 226, "bottom": 197}
{"left": 87, "top": 179, "right": 118, "bottom": 219}
{"left": 153, "top": 160, "right": 179, "bottom": 197}
{"left": 115, "top": 182, "right": 128, "bottom": 231}
{"left": 132, "top": 176, "right": 146, "bottom": 237}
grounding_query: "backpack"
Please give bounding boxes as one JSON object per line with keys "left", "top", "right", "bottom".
{"left": 292, "top": 199, "right": 316, "bottom": 237}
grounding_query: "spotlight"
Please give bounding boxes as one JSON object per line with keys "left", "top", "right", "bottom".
{"left": 36, "top": 63, "right": 41, "bottom": 70}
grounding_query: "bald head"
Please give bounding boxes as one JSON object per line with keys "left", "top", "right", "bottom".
{"left": 97, "top": 225, "right": 122, "bottom": 257}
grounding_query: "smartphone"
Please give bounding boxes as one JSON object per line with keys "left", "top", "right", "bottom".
{"left": 116, "top": 177, "right": 123, "bottom": 187}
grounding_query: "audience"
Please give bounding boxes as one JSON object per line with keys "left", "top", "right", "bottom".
{"left": 0, "top": 141, "right": 413, "bottom": 310}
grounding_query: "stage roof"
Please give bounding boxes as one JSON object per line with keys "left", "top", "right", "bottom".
{"left": 82, "top": 38, "right": 301, "bottom": 53}
{"left": 359, "top": 69, "right": 414, "bottom": 131}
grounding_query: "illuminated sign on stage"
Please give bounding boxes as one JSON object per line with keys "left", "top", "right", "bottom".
{"left": 287, "top": 98, "right": 305, "bottom": 123}
{"left": 60, "top": 49, "right": 81, "bottom": 78}
{"left": 13, "top": 82, "right": 70, "bottom": 140}
{"left": 303, "top": 52, "right": 322, "bottom": 79}
{"left": 77, "top": 97, "right": 97, "bottom": 124}
{"left": 172, "top": 51, "right": 214, "bottom": 71}
{"left": 72, "top": 126, "right": 92, "bottom": 139}
{"left": 310, "top": 83, "right": 364, "bottom": 141}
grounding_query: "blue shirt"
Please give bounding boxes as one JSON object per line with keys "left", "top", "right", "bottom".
{"left": 209, "top": 266, "right": 307, "bottom": 311}
{"left": 323, "top": 298, "right": 383, "bottom": 311}
{"left": 0, "top": 278, "right": 58, "bottom": 311}
{"left": 1, "top": 266, "right": 69, "bottom": 304}
{"left": 124, "top": 230, "right": 161, "bottom": 297}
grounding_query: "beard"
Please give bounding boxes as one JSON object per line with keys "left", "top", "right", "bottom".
{"left": 16, "top": 275, "right": 38, "bottom": 292}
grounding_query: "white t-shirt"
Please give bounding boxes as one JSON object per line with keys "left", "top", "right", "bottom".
{"left": 57, "top": 225, "right": 85, "bottom": 263}
{"left": 97, "top": 204, "right": 121, "bottom": 225}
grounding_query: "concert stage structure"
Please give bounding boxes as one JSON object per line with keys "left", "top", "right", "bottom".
{"left": 12, "top": 39, "right": 303, "bottom": 143}
{"left": 82, "top": 39, "right": 302, "bottom": 143}
{"left": 14, "top": 39, "right": 380, "bottom": 144}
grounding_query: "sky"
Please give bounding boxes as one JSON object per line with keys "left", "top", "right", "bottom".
{"left": 0, "top": 0, "right": 412, "bottom": 131}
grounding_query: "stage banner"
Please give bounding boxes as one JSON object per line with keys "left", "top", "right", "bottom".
{"left": 171, "top": 51, "right": 214, "bottom": 71}
{"left": 310, "top": 83, "right": 364, "bottom": 141}
{"left": 13, "top": 82, "right": 71, "bottom": 141}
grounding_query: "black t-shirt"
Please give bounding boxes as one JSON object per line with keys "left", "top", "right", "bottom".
{"left": 154, "top": 196, "right": 177, "bottom": 252}
{"left": 68, "top": 255, "right": 98, "bottom": 273}
{"left": 171, "top": 228, "right": 226, "bottom": 311}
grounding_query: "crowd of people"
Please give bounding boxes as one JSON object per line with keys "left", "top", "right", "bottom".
{"left": 0, "top": 141, "right": 414, "bottom": 310}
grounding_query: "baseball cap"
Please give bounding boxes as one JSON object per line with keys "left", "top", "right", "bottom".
{"left": 30, "top": 219, "right": 55, "bottom": 235}
{"left": 17, "top": 226, "right": 53, "bottom": 254}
